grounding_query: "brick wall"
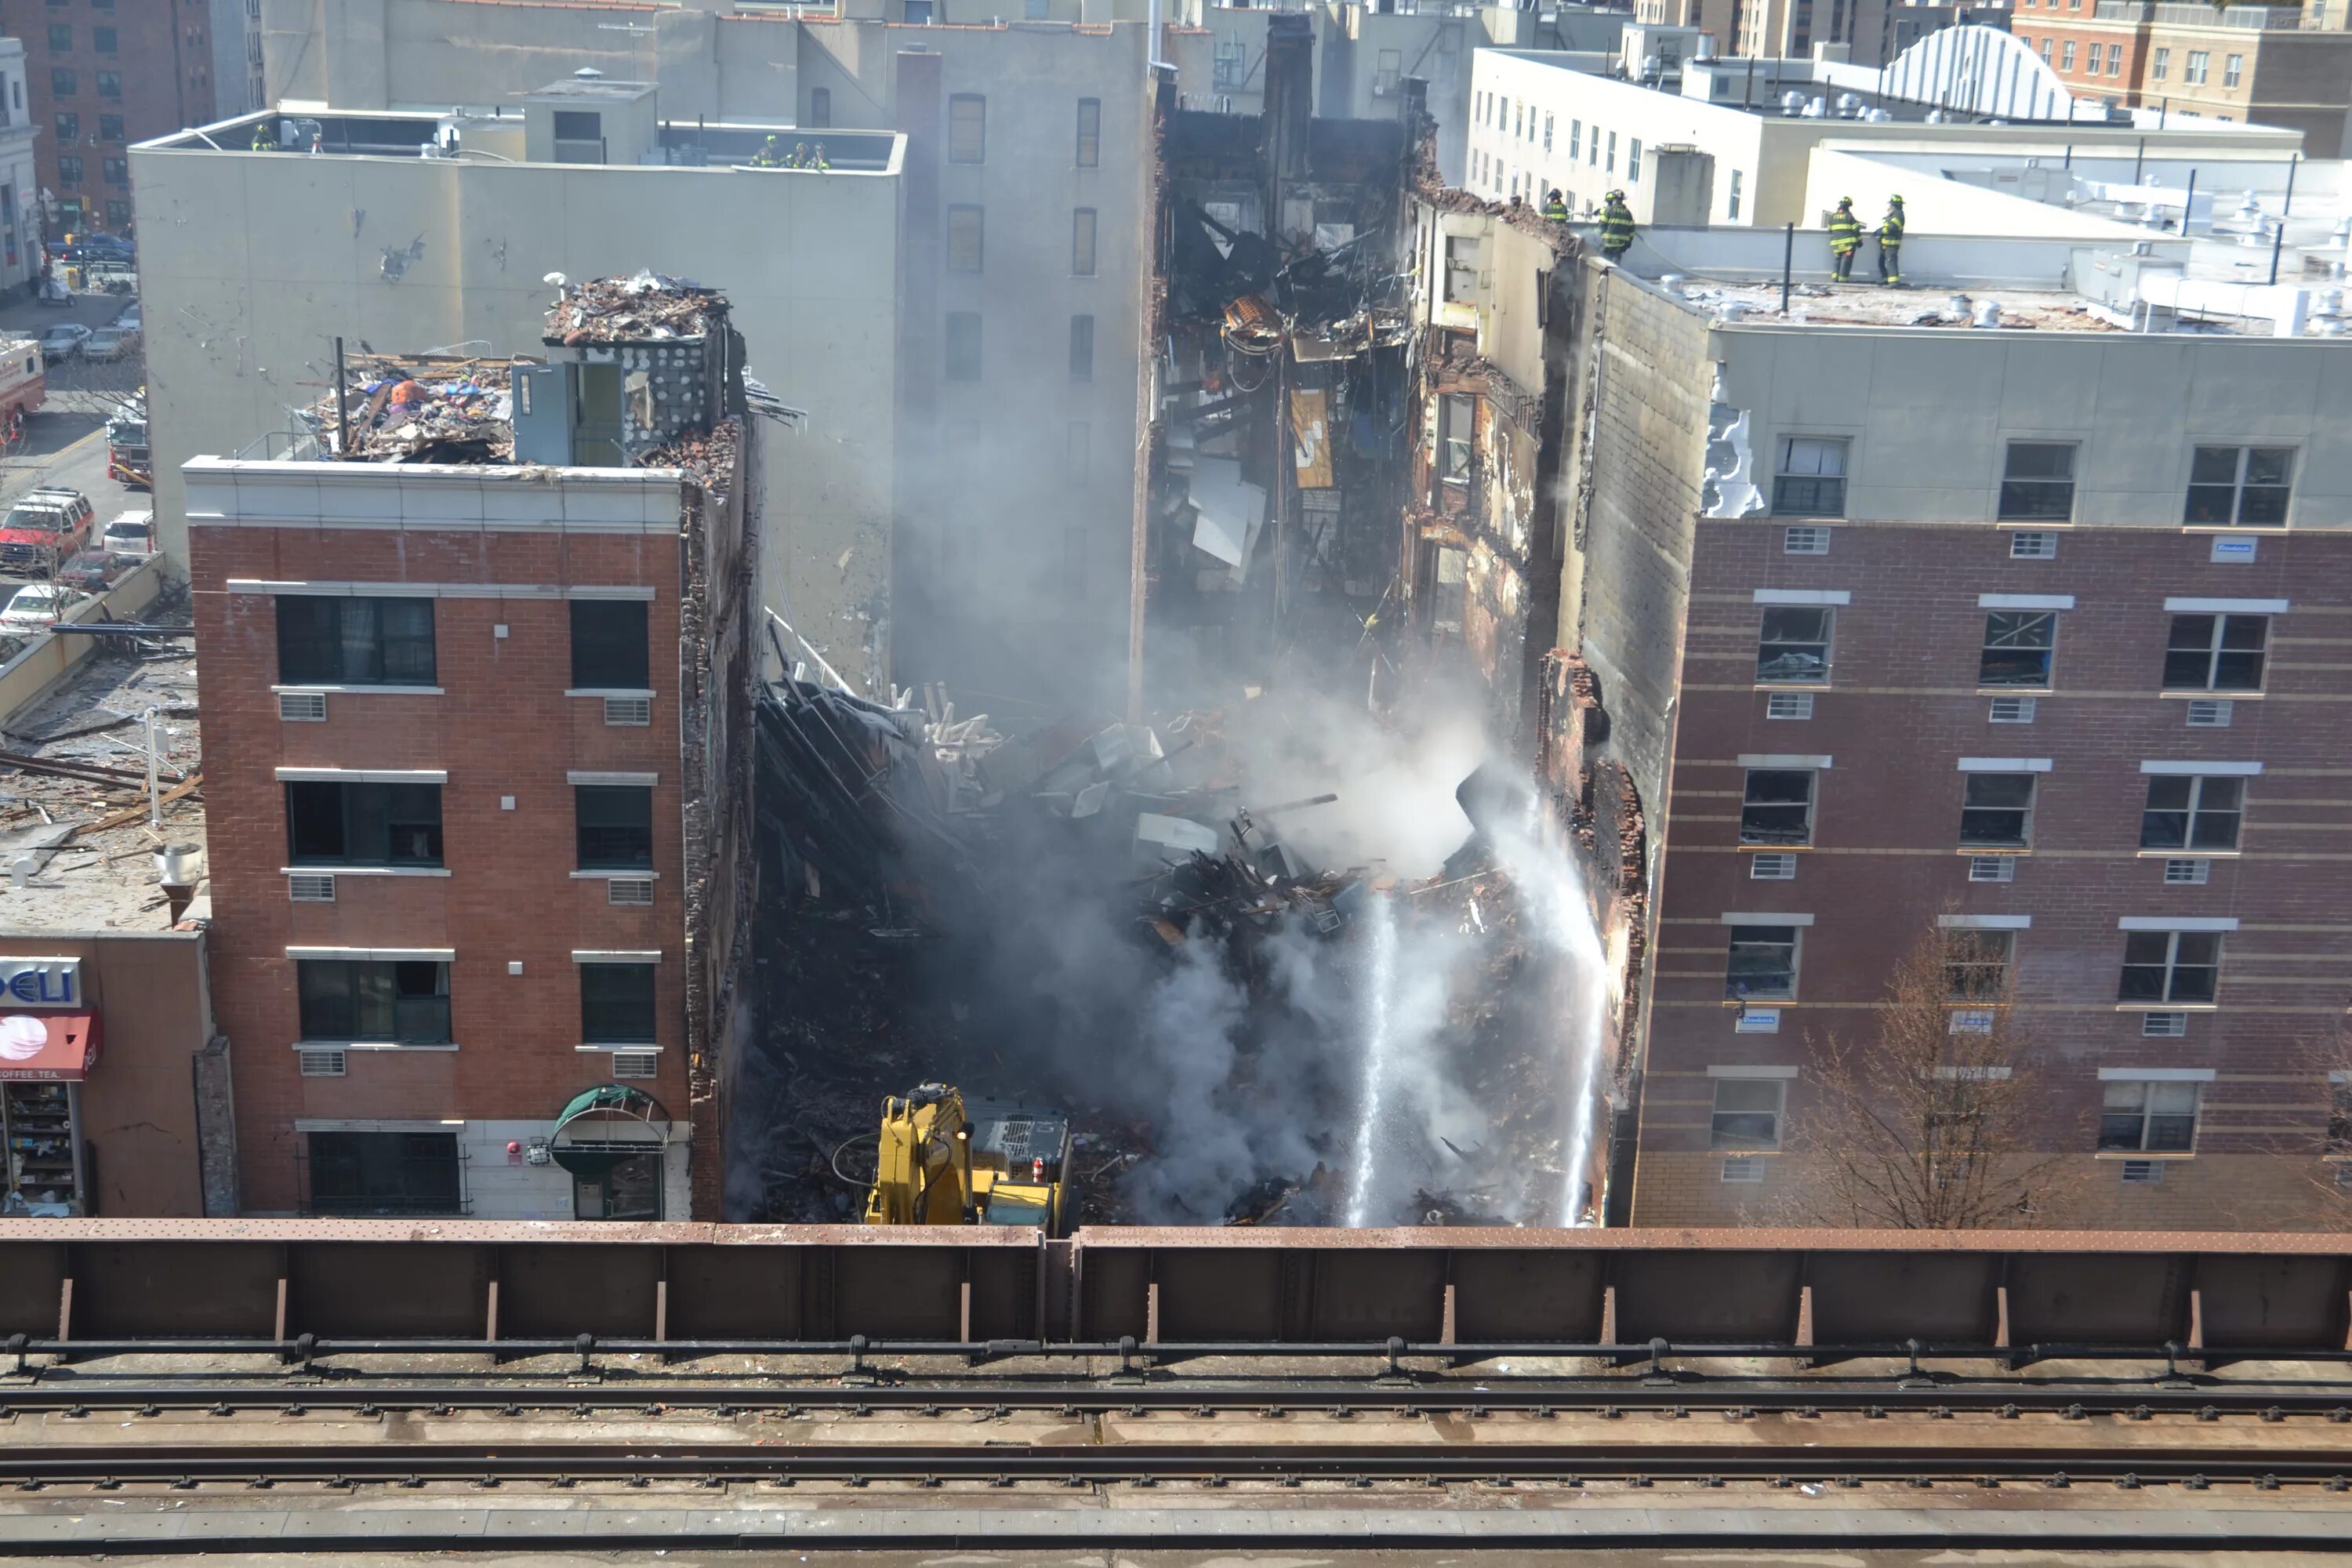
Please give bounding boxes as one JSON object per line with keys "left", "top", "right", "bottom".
{"left": 2, "top": 0, "right": 217, "bottom": 231}
{"left": 191, "top": 519, "right": 694, "bottom": 1216}
{"left": 1630, "top": 518, "right": 2352, "bottom": 1229}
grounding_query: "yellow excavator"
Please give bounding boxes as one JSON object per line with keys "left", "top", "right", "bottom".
{"left": 862, "top": 1083, "right": 1071, "bottom": 1233}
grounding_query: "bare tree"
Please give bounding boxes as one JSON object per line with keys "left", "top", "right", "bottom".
{"left": 1778, "top": 922, "right": 2078, "bottom": 1230}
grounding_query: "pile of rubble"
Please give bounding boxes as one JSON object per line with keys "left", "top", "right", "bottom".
{"left": 546, "top": 270, "right": 720, "bottom": 343}
{"left": 317, "top": 357, "right": 514, "bottom": 463}
{"left": 643, "top": 418, "right": 741, "bottom": 499}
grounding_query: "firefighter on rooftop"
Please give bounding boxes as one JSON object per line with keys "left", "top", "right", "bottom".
{"left": 752, "top": 135, "right": 784, "bottom": 167}
{"left": 1877, "top": 194, "right": 1907, "bottom": 285}
{"left": 1828, "top": 196, "right": 1863, "bottom": 281}
{"left": 1543, "top": 187, "right": 1570, "bottom": 223}
{"left": 810, "top": 142, "right": 831, "bottom": 171}
{"left": 1599, "top": 191, "right": 1635, "bottom": 261}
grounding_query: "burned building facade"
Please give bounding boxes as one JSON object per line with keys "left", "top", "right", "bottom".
{"left": 187, "top": 277, "right": 760, "bottom": 1220}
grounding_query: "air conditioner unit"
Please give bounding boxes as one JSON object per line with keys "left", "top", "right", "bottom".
{"left": 2142, "top": 1011, "right": 2189, "bottom": 1038}
{"left": 297, "top": 1048, "right": 347, "bottom": 1077}
{"left": 1766, "top": 691, "right": 1813, "bottom": 720}
{"left": 279, "top": 691, "right": 327, "bottom": 722}
{"left": 610, "top": 1051, "right": 659, "bottom": 1080}
{"left": 1988, "top": 696, "right": 2037, "bottom": 724}
{"left": 608, "top": 878, "right": 655, "bottom": 907}
{"left": 604, "top": 695, "right": 652, "bottom": 727}
{"left": 2164, "top": 858, "right": 2210, "bottom": 885}
{"left": 1783, "top": 525, "right": 1831, "bottom": 555}
{"left": 2009, "top": 531, "right": 2060, "bottom": 560}
{"left": 1750, "top": 853, "right": 1797, "bottom": 880}
{"left": 1968, "top": 856, "right": 2015, "bottom": 884}
{"left": 2186, "top": 699, "right": 2234, "bottom": 728}
{"left": 1721, "top": 1157, "right": 1766, "bottom": 1183}
{"left": 2120, "top": 1159, "right": 2163, "bottom": 1184}
{"left": 289, "top": 873, "right": 337, "bottom": 902}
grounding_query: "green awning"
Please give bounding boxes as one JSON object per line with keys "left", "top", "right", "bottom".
{"left": 550, "top": 1083, "right": 669, "bottom": 1178}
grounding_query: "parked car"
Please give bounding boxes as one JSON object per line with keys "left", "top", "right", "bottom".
{"left": 0, "top": 583, "right": 71, "bottom": 633}
{"left": 100, "top": 510, "right": 154, "bottom": 556}
{"left": 0, "top": 487, "right": 95, "bottom": 575}
{"left": 54, "top": 549, "right": 125, "bottom": 593}
{"left": 82, "top": 327, "right": 134, "bottom": 362}
{"left": 113, "top": 303, "right": 140, "bottom": 332}
{"left": 36, "top": 325, "right": 89, "bottom": 363}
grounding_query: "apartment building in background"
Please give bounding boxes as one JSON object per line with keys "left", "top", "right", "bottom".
{"left": 0, "top": 40, "right": 39, "bottom": 298}
{"left": 2010, "top": 1, "right": 2352, "bottom": 157}
{"left": 0, "top": 0, "right": 252, "bottom": 234}
{"left": 1404, "top": 189, "right": 2352, "bottom": 1228}
{"left": 185, "top": 278, "right": 757, "bottom": 1220}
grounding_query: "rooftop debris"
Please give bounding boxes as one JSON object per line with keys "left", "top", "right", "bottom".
{"left": 546, "top": 269, "right": 722, "bottom": 343}
{"left": 311, "top": 356, "right": 515, "bottom": 463}
{"left": 643, "top": 418, "right": 741, "bottom": 499}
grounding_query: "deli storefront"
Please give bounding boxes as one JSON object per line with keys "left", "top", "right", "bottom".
{"left": 0, "top": 1009, "right": 98, "bottom": 1214}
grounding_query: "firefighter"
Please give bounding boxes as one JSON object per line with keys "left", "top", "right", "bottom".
{"left": 250, "top": 122, "right": 276, "bottom": 152}
{"left": 1542, "top": 187, "right": 1570, "bottom": 223}
{"left": 751, "top": 135, "right": 784, "bottom": 168}
{"left": 1828, "top": 196, "right": 1863, "bottom": 282}
{"left": 810, "top": 141, "right": 830, "bottom": 171}
{"left": 1876, "top": 194, "right": 1906, "bottom": 285}
{"left": 791, "top": 140, "right": 812, "bottom": 169}
{"left": 1599, "top": 190, "right": 1635, "bottom": 262}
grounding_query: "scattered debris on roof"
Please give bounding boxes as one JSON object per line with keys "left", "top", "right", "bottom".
{"left": 546, "top": 270, "right": 723, "bottom": 344}
{"left": 313, "top": 356, "right": 515, "bottom": 463}
{"left": 642, "top": 417, "right": 741, "bottom": 499}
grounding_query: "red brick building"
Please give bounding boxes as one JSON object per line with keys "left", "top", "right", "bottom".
{"left": 183, "top": 282, "right": 757, "bottom": 1218}
{"left": 0, "top": 0, "right": 225, "bottom": 234}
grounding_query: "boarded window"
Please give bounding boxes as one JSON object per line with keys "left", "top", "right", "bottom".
{"left": 948, "top": 93, "right": 985, "bottom": 162}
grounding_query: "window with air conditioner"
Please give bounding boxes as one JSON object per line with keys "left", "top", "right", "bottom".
{"left": 277, "top": 596, "right": 435, "bottom": 686}
{"left": 1944, "top": 928, "right": 2013, "bottom": 1002}
{"left": 1980, "top": 611, "right": 2057, "bottom": 688}
{"left": 576, "top": 786, "right": 654, "bottom": 872}
{"left": 306, "top": 1131, "right": 462, "bottom": 1217}
{"left": 1772, "top": 437, "right": 1847, "bottom": 517}
{"left": 1710, "top": 1077, "right": 1785, "bottom": 1151}
{"left": 2184, "top": 445, "right": 2292, "bottom": 527}
{"left": 1725, "top": 925, "right": 1800, "bottom": 1003}
{"left": 2098, "top": 1080, "right": 2199, "bottom": 1152}
{"left": 285, "top": 782, "right": 443, "bottom": 867}
{"left": 2163, "top": 612, "right": 2266, "bottom": 692}
{"left": 570, "top": 599, "right": 648, "bottom": 690}
{"left": 297, "top": 960, "right": 452, "bottom": 1045}
{"left": 1739, "top": 768, "right": 1816, "bottom": 847}
{"left": 1998, "top": 441, "right": 2078, "bottom": 521}
{"left": 582, "top": 963, "right": 659, "bottom": 1044}
{"left": 1958, "top": 773, "right": 2035, "bottom": 849}
{"left": 1755, "top": 607, "right": 1832, "bottom": 685}
{"left": 2118, "top": 930, "right": 2221, "bottom": 1004}
{"left": 2140, "top": 775, "right": 2242, "bottom": 852}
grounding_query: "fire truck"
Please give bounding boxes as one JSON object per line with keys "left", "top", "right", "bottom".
{"left": 105, "top": 394, "right": 148, "bottom": 489}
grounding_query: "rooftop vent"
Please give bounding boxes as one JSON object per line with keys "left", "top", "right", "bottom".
{"left": 1836, "top": 92, "right": 1862, "bottom": 118}
{"left": 1780, "top": 90, "right": 1806, "bottom": 116}
{"left": 1972, "top": 299, "right": 2003, "bottom": 328}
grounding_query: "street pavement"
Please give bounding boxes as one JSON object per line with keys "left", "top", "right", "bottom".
{"left": 0, "top": 288, "right": 147, "bottom": 587}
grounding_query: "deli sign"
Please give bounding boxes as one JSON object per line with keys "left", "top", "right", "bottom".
{"left": 0, "top": 958, "right": 81, "bottom": 1008}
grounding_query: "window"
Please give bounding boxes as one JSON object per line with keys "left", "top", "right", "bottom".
{"left": 50, "top": 69, "right": 75, "bottom": 98}
{"left": 1606, "top": 130, "right": 1617, "bottom": 172}
{"left": 96, "top": 112, "right": 120, "bottom": 141}
{"left": 2184, "top": 49, "right": 2209, "bottom": 84}
{"left": 808, "top": 86, "right": 831, "bottom": 129}
{"left": 1728, "top": 168, "right": 1743, "bottom": 220}
{"left": 1068, "top": 314, "right": 1094, "bottom": 381}
{"left": 1544, "top": 112, "right": 1553, "bottom": 151}
{"left": 307, "top": 1131, "right": 461, "bottom": 1216}
{"left": 946, "top": 203, "right": 983, "bottom": 273}
{"left": 100, "top": 155, "right": 124, "bottom": 185}
{"left": 1376, "top": 48, "right": 1403, "bottom": 95}
{"left": 2163, "top": 613, "right": 2267, "bottom": 691}
{"left": 103, "top": 198, "right": 127, "bottom": 228}
{"left": 2152, "top": 46, "right": 2169, "bottom": 79}
{"left": 1998, "top": 441, "right": 2077, "bottom": 521}
{"left": 1960, "top": 773, "right": 2036, "bottom": 848}
{"left": 56, "top": 154, "right": 81, "bottom": 186}
{"left": 298, "top": 960, "right": 452, "bottom": 1044}
{"left": 2060, "top": 39, "right": 2075, "bottom": 70}
{"left": 577, "top": 785, "right": 654, "bottom": 870}
{"left": 1755, "top": 607, "right": 1832, "bottom": 684}
{"left": 91, "top": 25, "right": 115, "bottom": 53}
{"left": 1075, "top": 97, "right": 1100, "bottom": 167}
{"left": 94, "top": 70, "right": 119, "bottom": 98}
{"left": 46, "top": 25, "right": 69, "bottom": 51}
{"left": 2040, "top": 37, "right": 2053, "bottom": 60}
{"left": 1070, "top": 207, "right": 1096, "bottom": 276}
{"left": 1628, "top": 138, "right": 1642, "bottom": 182}
{"left": 2140, "top": 775, "right": 2243, "bottom": 851}
{"left": 2119, "top": 930, "right": 2222, "bottom": 1004}
{"left": 1726, "top": 925, "right": 1801, "bottom": 1001}
{"left": 1443, "top": 234, "right": 1480, "bottom": 303}
{"left": 1066, "top": 421, "right": 1089, "bottom": 485}
{"left": 947, "top": 93, "right": 985, "bottom": 162}
{"left": 582, "top": 964, "right": 658, "bottom": 1044}
{"left": 2185, "top": 445, "right": 2292, "bottom": 526}
{"left": 1438, "top": 394, "right": 1474, "bottom": 485}
{"left": 2099, "top": 1080, "right": 2200, "bottom": 1151}
{"left": 1740, "top": 769, "right": 1816, "bottom": 846}
{"left": 1944, "top": 929, "right": 2014, "bottom": 1001}
{"left": 1980, "top": 611, "right": 2057, "bottom": 688}
{"left": 1784, "top": 526, "right": 1831, "bottom": 555}
{"left": 2108, "top": 45, "right": 2122, "bottom": 77}
{"left": 53, "top": 111, "right": 75, "bottom": 143}
{"left": 2222, "top": 53, "right": 2241, "bottom": 87}
{"left": 2085, "top": 42, "right": 2102, "bottom": 74}
{"left": 277, "top": 596, "right": 436, "bottom": 685}
{"left": 285, "top": 781, "right": 444, "bottom": 867}
{"left": 945, "top": 311, "right": 981, "bottom": 381}
{"left": 1570, "top": 118, "right": 1581, "bottom": 160}
{"left": 1710, "top": 1078, "right": 1784, "bottom": 1150}
{"left": 570, "top": 599, "right": 648, "bottom": 689}
{"left": 1773, "top": 437, "right": 1847, "bottom": 516}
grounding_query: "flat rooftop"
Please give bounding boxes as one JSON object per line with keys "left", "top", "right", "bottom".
{"left": 0, "top": 641, "right": 205, "bottom": 934}
{"left": 140, "top": 111, "right": 902, "bottom": 172}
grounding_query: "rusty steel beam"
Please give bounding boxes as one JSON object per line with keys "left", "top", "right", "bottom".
{"left": 0, "top": 1223, "right": 2342, "bottom": 1359}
